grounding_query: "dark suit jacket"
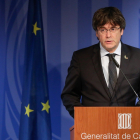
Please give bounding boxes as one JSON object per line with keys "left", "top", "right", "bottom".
{"left": 61, "top": 42, "right": 140, "bottom": 118}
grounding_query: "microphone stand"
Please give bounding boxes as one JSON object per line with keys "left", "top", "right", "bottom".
{"left": 110, "top": 55, "right": 140, "bottom": 101}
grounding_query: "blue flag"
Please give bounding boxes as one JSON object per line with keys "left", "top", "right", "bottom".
{"left": 19, "top": 0, "right": 52, "bottom": 139}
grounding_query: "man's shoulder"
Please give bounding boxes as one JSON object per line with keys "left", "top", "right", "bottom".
{"left": 122, "top": 43, "right": 140, "bottom": 52}
{"left": 74, "top": 43, "right": 99, "bottom": 55}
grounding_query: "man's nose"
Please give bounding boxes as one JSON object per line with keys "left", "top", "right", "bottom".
{"left": 106, "top": 30, "right": 111, "bottom": 37}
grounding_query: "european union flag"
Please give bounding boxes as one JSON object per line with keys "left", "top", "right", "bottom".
{"left": 19, "top": 0, "right": 52, "bottom": 139}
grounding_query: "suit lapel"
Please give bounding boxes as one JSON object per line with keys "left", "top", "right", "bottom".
{"left": 112, "top": 43, "right": 130, "bottom": 99}
{"left": 92, "top": 44, "right": 111, "bottom": 99}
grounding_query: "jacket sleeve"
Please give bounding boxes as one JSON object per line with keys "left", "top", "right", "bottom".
{"left": 61, "top": 51, "right": 82, "bottom": 118}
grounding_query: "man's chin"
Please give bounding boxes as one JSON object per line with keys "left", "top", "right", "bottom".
{"left": 105, "top": 46, "right": 117, "bottom": 53}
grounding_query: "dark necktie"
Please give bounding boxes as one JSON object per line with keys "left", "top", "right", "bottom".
{"left": 107, "top": 53, "right": 117, "bottom": 96}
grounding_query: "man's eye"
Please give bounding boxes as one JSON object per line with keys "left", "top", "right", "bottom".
{"left": 111, "top": 28, "right": 115, "bottom": 31}
{"left": 101, "top": 29, "right": 105, "bottom": 32}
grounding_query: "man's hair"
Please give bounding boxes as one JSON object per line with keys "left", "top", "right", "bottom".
{"left": 92, "top": 7, "right": 126, "bottom": 31}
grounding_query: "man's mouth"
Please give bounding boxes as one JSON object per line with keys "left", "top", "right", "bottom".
{"left": 105, "top": 40, "right": 112, "bottom": 43}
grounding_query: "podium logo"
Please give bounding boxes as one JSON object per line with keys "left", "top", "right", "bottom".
{"left": 118, "top": 113, "right": 132, "bottom": 129}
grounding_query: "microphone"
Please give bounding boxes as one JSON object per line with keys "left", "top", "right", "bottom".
{"left": 110, "top": 55, "right": 140, "bottom": 101}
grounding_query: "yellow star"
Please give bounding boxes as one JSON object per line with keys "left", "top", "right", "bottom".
{"left": 33, "top": 22, "right": 41, "bottom": 35}
{"left": 25, "top": 104, "right": 34, "bottom": 117}
{"left": 41, "top": 100, "right": 50, "bottom": 113}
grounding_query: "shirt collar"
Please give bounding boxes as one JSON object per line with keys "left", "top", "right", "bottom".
{"left": 100, "top": 42, "right": 121, "bottom": 57}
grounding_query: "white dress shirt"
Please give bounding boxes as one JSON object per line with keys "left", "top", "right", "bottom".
{"left": 100, "top": 42, "right": 121, "bottom": 86}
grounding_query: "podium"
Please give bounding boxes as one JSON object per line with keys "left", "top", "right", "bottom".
{"left": 70, "top": 107, "right": 140, "bottom": 140}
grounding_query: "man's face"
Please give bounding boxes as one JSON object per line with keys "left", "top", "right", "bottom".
{"left": 96, "top": 23, "right": 124, "bottom": 53}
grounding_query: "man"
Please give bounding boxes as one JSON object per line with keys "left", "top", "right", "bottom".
{"left": 61, "top": 7, "right": 140, "bottom": 118}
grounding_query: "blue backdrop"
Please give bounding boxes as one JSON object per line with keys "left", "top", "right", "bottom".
{"left": 0, "top": 0, "right": 140, "bottom": 140}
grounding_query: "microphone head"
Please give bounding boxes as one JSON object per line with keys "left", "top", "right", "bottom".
{"left": 110, "top": 54, "right": 120, "bottom": 68}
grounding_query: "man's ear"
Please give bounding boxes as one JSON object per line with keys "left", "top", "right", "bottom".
{"left": 96, "top": 31, "right": 99, "bottom": 38}
{"left": 121, "top": 29, "right": 124, "bottom": 36}
{"left": 96, "top": 31, "right": 99, "bottom": 40}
